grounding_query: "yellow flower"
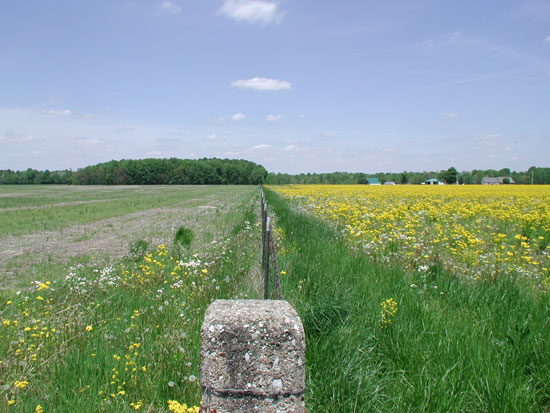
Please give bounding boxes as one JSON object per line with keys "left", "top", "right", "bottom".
{"left": 380, "top": 298, "right": 399, "bottom": 327}
{"left": 14, "top": 380, "right": 29, "bottom": 389}
{"left": 36, "top": 296, "right": 44, "bottom": 301}
{"left": 35, "top": 405, "right": 44, "bottom": 413}
{"left": 85, "top": 325, "right": 93, "bottom": 332}
{"left": 7, "top": 400, "right": 16, "bottom": 405}
{"left": 37, "top": 282, "right": 49, "bottom": 291}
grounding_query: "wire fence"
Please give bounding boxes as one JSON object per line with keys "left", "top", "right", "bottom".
{"left": 260, "top": 187, "right": 283, "bottom": 300}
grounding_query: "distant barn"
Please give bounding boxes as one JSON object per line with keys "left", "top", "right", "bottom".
{"left": 481, "top": 176, "right": 515, "bottom": 185}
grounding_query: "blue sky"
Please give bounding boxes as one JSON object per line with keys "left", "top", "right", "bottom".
{"left": 1, "top": 1, "right": 549, "bottom": 174}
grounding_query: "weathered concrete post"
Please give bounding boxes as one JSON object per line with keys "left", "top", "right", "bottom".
{"left": 201, "top": 300, "right": 306, "bottom": 412}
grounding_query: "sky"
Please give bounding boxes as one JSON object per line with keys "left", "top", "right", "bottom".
{"left": 1, "top": 0, "right": 549, "bottom": 174}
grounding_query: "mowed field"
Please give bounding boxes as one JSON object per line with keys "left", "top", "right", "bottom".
{"left": 0, "top": 185, "right": 261, "bottom": 411}
{"left": 266, "top": 185, "right": 550, "bottom": 412}
{"left": 0, "top": 185, "right": 256, "bottom": 290}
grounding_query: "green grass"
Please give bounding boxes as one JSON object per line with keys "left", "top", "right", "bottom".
{"left": 0, "top": 189, "right": 262, "bottom": 411}
{"left": 264, "top": 187, "right": 550, "bottom": 412}
{"left": 0, "top": 185, "right": 244, "bottom": 236}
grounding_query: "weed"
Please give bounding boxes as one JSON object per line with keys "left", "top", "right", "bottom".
{"left": 174, "top": 226, "right": 194, "bottom": 248}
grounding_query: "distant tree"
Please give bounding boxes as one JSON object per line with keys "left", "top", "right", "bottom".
{"left": 459, "top": 171, "right": 474, "bottom": 185}
{"left": 439, "top": 167, "right": 458, "bottom": 184}
{"left": 357, "top": 173, "right": 368, "bottom": 184}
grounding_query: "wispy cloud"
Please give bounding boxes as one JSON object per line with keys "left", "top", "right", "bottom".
{"left": 545, "top": 36, "right": 550, "bottom": 44}
{"left": 40, "top": 109, "right": 94, "bottom": 119}
{"left": 160, "top": 1, "right": 181, "bottom": 14}
{"left": 442, "top": 112, "right": 460, "bottom": 118}
{"left": 231, "top": 112, "right": 246, "bottom": 121}
{"left": 218, "top": 0, "right": 283, "bottom": 24}
{"left": 251, "top": 143, "right": 271, "bottom": 150}
{"left": 0, "top": 130, "right": 34, "bottom": 143}
{"left": 266, "top": 114, "right": 283, "bottom": 122}
{"left": 76, "top": 137, "right": 103, "bottom": 146}
{"left": 232, "top": 77, "right": 291, "bottom": 91}
{"left": 282, "top": 144, "right": 297, "bottom": 151}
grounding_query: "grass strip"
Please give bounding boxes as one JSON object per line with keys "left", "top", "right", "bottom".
{"left": 264, "top": 187, "right": 550, "bottom": 412}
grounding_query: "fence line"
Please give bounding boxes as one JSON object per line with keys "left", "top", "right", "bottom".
{"left": 260, "top": 186, "right": 283, "bottom": 300}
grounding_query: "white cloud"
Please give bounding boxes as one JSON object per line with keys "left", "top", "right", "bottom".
{"left": 481, "top": 133, "right": 502, "bottom": 141}
{"left": 442, "top": 112, "right": 460, "bottom": 118}
{"left": 0, "top": 131, "right": 34, "bottom": 143}
{"left": 545, "top": 36, "right": 550, "bottom": 44}
{"left": 266, "top": 114, "right": 283, "bottom": 122}
{"left": 207, "top": 133, "right": 217, "bottom": 140}
{"left": 231, "top": 77, "right": 291, "bottom": 91}
{"left": 251, "top": 144, "right": 271, "bottom": 150}
{"left": 282, "top": 144, "right": 297, "bottom": 151}
{"left": 231, "top": 113, "right": 246, "bottom": 121}
{"left": 218, "top": 0, "right": 282, "bottom": 24}
{"left": 160, "top": 1, "right": 181, "bottom": 14}
{"left": 40, "top": 109, "right": 93, "bottom": 118}
{"left": 41, "top": 109, "right": 74, "bottom": 117}
{"left": 77, "top": 137, "right": 103, "bottom": 146}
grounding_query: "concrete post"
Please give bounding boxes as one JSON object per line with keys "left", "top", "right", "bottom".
{"left": 201, "top": 300, "right": 306, "bottom": 412}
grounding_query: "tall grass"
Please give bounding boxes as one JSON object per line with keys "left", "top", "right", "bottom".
{"left": 264, "top": 187, "right": 550, "bottom": 412}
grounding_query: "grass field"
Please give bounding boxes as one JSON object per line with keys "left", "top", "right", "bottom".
{"left": 267, "top": 185, "right": 550, "bottom": 412}
{"left": 0, "top": 185, "right": 255, "bottom": 290}
{"left": 0, "top": 185, "right": 262, "bottom": 411}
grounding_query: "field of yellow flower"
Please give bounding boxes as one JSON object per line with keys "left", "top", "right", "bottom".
{"left": 273, "top": 185, "right": 550, "bottom": 285}
{"left": 264, "top": 186, "right": 550, "bottom": 411}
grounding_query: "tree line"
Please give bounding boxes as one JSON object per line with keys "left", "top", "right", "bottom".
{"left": 266, "top": 167, "right": 550, "bottom": 185}
{"left": 0, "top": 158, "right": 268, "bottom": 185}
{"left": 2, "top": 161, "right": 549, "bottom": 185}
